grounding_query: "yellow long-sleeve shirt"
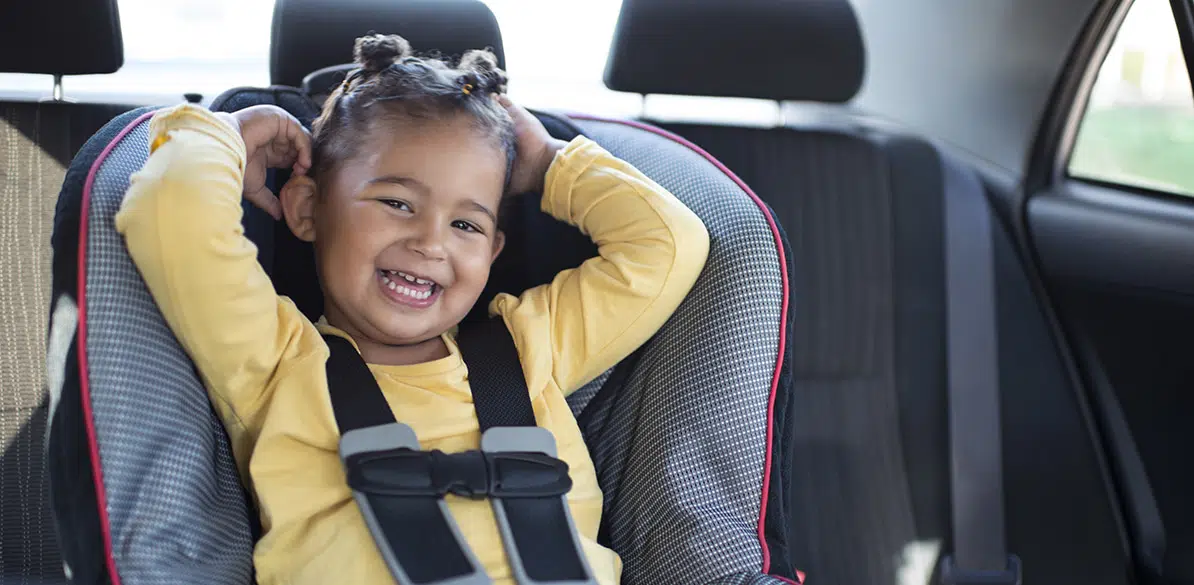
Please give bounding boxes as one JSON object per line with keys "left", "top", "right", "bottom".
{"left": 114, "top": 104, "right": 709, "bottom": 585}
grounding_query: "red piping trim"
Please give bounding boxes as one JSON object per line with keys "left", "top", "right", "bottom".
{"left": 567, "top": 114, "right": 800, "bottom": 584}
{"left": 76, "top": 110, "right": 156, "bottom": 585}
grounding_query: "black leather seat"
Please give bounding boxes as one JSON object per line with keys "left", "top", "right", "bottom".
{"left": 604, "top": 0, "right": 1130, "bottom": 583}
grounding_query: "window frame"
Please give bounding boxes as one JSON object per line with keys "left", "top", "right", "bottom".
{"left": 1172, "top": 0, "right": 1194, "bottom": 91}
{"left": 1053, "top": 0, "right": 1194, "bottom": 200}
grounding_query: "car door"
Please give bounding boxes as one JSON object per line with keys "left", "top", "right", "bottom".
{"left": 1023, "top": 0, "right": 1194, "bottom": 582}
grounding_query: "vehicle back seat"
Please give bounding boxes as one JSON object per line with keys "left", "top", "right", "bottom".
{"left": 1, "top": 0, "right": 136, "bottom": 581}
{"left": 604, "top": 0, "right": 1131, "bottom": 583}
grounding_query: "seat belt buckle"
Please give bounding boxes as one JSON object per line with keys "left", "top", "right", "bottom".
{"left": 340, "top": 424, "right": 593, "bottom": 585}
{"left": 342, "top": 435, "right": 571, "bottom": 500}
{"left": 940, "top": 554, "right": 1021, "bottom": 585}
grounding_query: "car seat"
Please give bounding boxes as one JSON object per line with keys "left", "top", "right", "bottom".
{"left": 42, "top": 1, "right": 801, "bottom": 584}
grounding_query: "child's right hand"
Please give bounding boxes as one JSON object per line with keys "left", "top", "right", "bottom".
{"left": 216, "top": 105, "right": 312, "bottom": 220}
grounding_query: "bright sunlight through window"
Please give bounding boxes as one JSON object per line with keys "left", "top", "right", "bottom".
{"left": 1069, "top": 0, "right": 1194, "bottom": 196}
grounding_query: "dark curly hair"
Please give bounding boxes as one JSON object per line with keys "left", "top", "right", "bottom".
{"left": 311, "top": 33, "right": 517, "bottom": 192}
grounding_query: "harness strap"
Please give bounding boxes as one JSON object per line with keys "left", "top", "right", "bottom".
{"left": 325, "top": 335, "right": 487, "bottom": 585}
{"left": 325, "top": 335, "right": 396, "bottom": 431}
{"left": 457, "top": 318, "right": 595, "bottom": 584}
{"left": 454, "top": 317, "right": 536, "bottom": 429}
{"left": 324, "top": 317, "right": 595, "bottom": 585}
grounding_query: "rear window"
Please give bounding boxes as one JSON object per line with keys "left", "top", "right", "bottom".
{"left": 0, "top": 0, "right": 779, "bottom": 124}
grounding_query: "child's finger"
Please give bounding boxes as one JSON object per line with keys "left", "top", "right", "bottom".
{"left": 497, "top": 95, "right": 528, "bottom": 120}
{"left": 282, "top": 116, "right": 313, "bottom": 176}
{"left": 293, "top": 129, "right": 313, "bottom": 176}
{"left": 245, "top": 186, "right": 282, "bottom": 220}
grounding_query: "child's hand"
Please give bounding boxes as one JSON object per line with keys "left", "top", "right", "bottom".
{"left": 217, "top": 105, "right": 312, "bottom": 220}
{"left": 498, "top": 96, "right": 568, "bottom": 196}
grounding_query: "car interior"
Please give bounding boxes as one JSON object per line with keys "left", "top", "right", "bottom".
{"left": 2, "top": 0, "right": 1193, "bottom": 584}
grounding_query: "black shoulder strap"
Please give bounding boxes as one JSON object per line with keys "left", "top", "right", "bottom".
{"left": 455, "top": 317, "right": 536, "bottom": 430}
{"left": 325, "top": 321, "right": 538, "bottom": 433}
{"left": 457, "top": 318, "right": 596, "bottom": 582}
{"left": 323, "top": 323, "right": 590, "bottom": 584}
{"left": 324, "top": 334, "right": 487, "bottom": 585}
{"left": 324, "top": 335, "right": 397, "bottom": 432}
{"left": 940, "top": 152, "right": 1020, "bottom": 584}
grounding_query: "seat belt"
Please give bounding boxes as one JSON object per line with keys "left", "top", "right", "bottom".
{"left": 939, "top": 154, "right": 1022, "bottom": 585}
{"left": 323, "top": 317, "right": 595, "bottom": 585}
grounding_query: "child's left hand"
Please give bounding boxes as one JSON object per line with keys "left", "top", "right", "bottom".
{"left": 498, "top": 95, "right": 569, "bottom": 195}
{"left": 215, "top": 105, "right": 312, "bottom": 220}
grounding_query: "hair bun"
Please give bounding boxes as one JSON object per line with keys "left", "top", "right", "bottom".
{"left": 458, "top": 49, "right": 507, "bottom": 94}
{"left": 458, "top": 49, "right": 498, "bottom": 73}
{"left": 353, "top": 33, "right": 412, "bottom": 73}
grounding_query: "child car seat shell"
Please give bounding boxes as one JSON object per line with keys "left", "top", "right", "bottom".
{"left": 46, "top": 97, "right": 802, "bottom": 585}
{"left": 44, "top": 2, "right": 800, "bottom": 583}
{"left": 46, "top": 98, "right": 800, "bottom": 585}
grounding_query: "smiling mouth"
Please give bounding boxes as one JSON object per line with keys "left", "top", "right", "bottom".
{"left": 378, "top": 269, "right": 440, "bottom": 301}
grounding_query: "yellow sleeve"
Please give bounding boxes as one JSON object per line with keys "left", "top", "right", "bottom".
{"left": 491, "top": 136, "right": 710, "bottom": 395}
{"left": 115, "top": 104, "right": 307, "bottom": 424}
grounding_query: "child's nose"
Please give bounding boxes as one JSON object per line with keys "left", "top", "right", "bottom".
{"left": 407, "top": 221, "right": 448, "bottom": 260}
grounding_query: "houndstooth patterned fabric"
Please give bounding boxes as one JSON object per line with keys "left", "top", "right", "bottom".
{"left": 81, "top": 117, "right": 253, "bottom": 585}
{"left": 573, "top": 119, "right": 787, "bottom": 585}
{"left": 565, "top": 367, "right": 610, "bottom": 417}
{"left": 708, "top": 573, "right": 799, "bottom": 585}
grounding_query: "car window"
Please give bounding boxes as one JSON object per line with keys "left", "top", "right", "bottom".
{"left": 1069, "top": 0, "right": 1194, "bottom": 196}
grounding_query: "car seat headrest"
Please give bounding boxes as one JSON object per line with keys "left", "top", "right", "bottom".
{"left": 604, "top": 0, "right": 865, "bottom": 103}
{"left": 0, "top": 0, "right": 123, "bottom": 75}
{"left": 270, "top": 0, "right": 505, "bottom": 90}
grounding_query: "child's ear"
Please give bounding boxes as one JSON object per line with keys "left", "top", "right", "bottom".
{"left": 280, "top": 175, "right": 318, "bottom": 243}
{"left": 491, "top": 230, "right": 506, "bottom": 263}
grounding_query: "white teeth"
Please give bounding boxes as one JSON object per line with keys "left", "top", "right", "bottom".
{"left": 391, "top": 270, "right": 435, "bottom": 287}
{"left": 397, "top": 286, "right": 432, "bottom": 300}
{"left": 381, "top": 273, "right": 433, "bottom": 301}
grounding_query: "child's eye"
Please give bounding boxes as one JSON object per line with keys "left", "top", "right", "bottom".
{"left": 451, "top": 220, "right": 482, "bottom": 233}
{"left": 381, "top": 199, "right": 412, "bottom": 212}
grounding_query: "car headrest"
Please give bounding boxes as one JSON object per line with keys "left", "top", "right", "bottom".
{"left": 0, "top": 0, "right": 123, "bottom": 75}
{"left": 270, "top": 0, "right": 505, "bottom": 90}
{"left": 604, "top": 0, "right": 865, "bottom": 103}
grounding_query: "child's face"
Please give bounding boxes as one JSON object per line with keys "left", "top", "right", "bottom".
{"left": 297, "top": 114, "right": 507, "bottom": 347}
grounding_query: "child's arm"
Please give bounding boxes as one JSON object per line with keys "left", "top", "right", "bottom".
{"left": 492, "top": 101, "right": 710, "bottom": 394}
{"left": 115, "top": 104, "right": 312, "bottom": 419}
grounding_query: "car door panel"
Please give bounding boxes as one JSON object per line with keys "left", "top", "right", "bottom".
{"left": 1023, "top": 0, "right": 1194, "bottom": 581}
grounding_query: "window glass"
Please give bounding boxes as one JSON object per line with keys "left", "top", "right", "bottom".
{"left": 1069, "top": 0, "right": 1194, "bottom": 196}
